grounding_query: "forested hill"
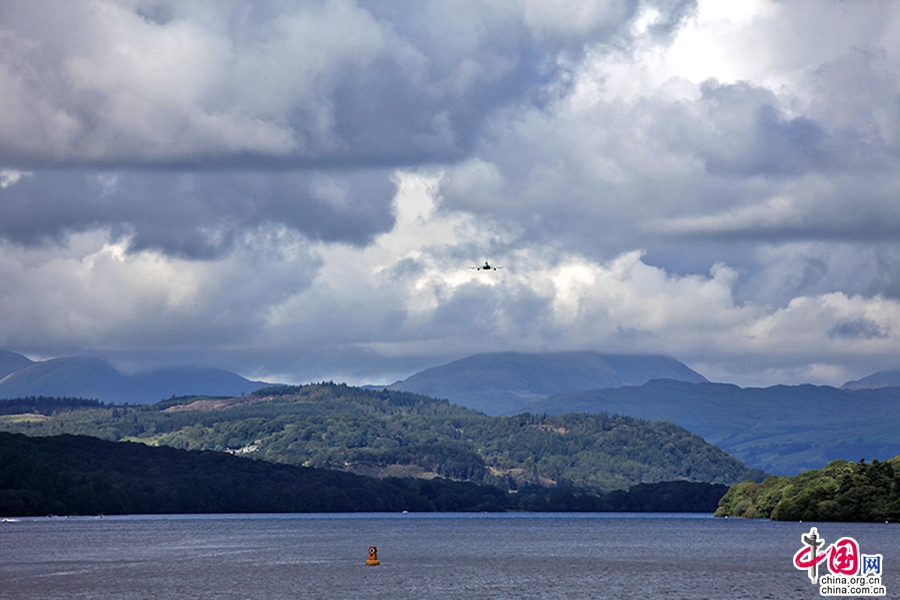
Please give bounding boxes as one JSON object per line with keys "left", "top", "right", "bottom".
{"left": 715, "top": 456, "right": 900, "bottom": 522}
{"left": 0, "top": 383, "right": 765, "bottom": 493}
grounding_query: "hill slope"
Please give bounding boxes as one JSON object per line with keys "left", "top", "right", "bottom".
{"left": 0, "top": 383, "right": 765, "bottom": 493}
{"left": 521, "top": 380, "right": 900, "bottom": 475}
{"left": 387, "top": 351, "right": 707, "bottom": 415}
{"left": 0, "top": 357, "right": 143, "bottom": 401}
{"left": 0, "top": 350, "right": 267, "bottom": 403}
{"left": 842, "top": 368, "right": 900, "bottom": 389}
{"left": 0, "top": 349, "right": 33, "bottom": 379}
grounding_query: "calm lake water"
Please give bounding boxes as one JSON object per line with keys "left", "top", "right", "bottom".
{"left": 1, "top": 513, "right": 896, "bottom": 600}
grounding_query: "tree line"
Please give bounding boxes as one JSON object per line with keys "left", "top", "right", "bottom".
{"left": 715, "top": 456, "right": 900, "bottom": 521}
{"left": 1, "top": 432, "right": 728, "bottom": 516}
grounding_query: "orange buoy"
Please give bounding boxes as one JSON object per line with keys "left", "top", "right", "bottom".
{"left": 366, "top": 546, "right": 380, "bottom": 566}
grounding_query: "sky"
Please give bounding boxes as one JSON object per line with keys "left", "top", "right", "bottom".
{"left": 2, "top": 0, "right": 900, "bottom": 388}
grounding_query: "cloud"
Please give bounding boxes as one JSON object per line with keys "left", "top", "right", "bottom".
{"left": 0, "top": 0, "right": 385, "bottom": 164}
{"left": 4, "top": 172, "right": 899, "bottom": 388}
{"left": 0, "top": 225, "right": 319, "bottom": 361}
{"left": 0, "top": 169, "right": 30, "bottom": 188}
{"left": 0, "top": 168, "right": 397, "bottom": 257}
{"left": 2, "top": 0, "right": 900, "bottom": 388}
{"left": 828, "top": 317, "right": 889, "bottom": 340}
{"left": 0, "top": 0, "right": 686, "bottom": 168}
{"left": 438, "top": 1, "right": 900, "bottom": 268}
{"left": 277, "top": 174, "right": 900, "bottom": 386}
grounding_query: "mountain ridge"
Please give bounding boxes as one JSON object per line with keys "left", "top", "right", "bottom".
{"left": 0, "top": 350, "right": 267, "bottom": 404}
{"left": 387, "top": 351, "right": 708, "bottom": 415}
{"left": 842, "top": 367, "right": 900, "bottom": 389}
{"left": 0, "top": 349, "right": 34, "bottom": 380}
{"left": 520, "top": 379, "right": 900, "bottom": 475}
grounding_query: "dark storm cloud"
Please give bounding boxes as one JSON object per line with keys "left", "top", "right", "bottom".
{"left": 0, "top": 169, "right": 396, "bottom": 257}
{"left": 827, "top": 317, "right": 889, "bottom": 340}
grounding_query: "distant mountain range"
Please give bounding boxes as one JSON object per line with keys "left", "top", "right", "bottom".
{"left": 520, "top": 380, "right": 900, "bottom": 476}
{"left": 386, "top": 351, "right": 708, "bottom": 415}
{"left": 382, "top": 351, "right": 900, "bottom": 475}
{"left": 0, "top": 349, "right": 267, "bottom": 404}
{"left": 3, "top": 346, "right": 899, "bottom": 477}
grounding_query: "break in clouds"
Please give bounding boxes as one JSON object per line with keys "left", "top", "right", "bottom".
{"left": 2, "top": 0, "right": 900, "bottom": 387}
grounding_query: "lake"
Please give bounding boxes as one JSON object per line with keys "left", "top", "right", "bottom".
{"left": 1, "top": 513, "right": 896, "bottom": 599}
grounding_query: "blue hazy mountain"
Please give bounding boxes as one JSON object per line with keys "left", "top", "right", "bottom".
{"left": 842, "top": 368, "right": 900, "bottom": 389}
{"left": 0, "top": 350, "right": 266, "bottom": 404}
{"left": 520, "top": 379, "right": 900, "bottom": 476}
{"left": 0, "top": 349, "right": 33, "bottom": 379}
{"left": 387, "top": 351, "right": 708, "bottom": 415}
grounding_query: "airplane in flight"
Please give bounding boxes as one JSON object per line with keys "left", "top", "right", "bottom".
{"left": 471, "top": 261, "right": 503, "bottom": 271}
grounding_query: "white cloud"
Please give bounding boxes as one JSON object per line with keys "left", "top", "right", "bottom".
{"left": 0, "top": 226, "right": 318, "bottom": 352}
{"left": 0, "top": 0, "right": 653, "bottom": 166}
{"left": 0, "top": 169, "right": 31, "bottom": 188}
{"left": 646, "top": 195, "right": 804, "bottom": 235}
{"left": 2, "top": 170, "right": 900, "bottom": 386}
{"left": 2, "top": 0, "right": 900, "bottom": 388}
{"left": 0, "top": 0, "right": 398, "bottom": 162}
{"left": 66, "top": 0, "right": 388, "bottom": 158}
{"left": 278, "top": 174, "right": 900, "bottom": 385}
{"left": 521, "top": 0, "right": 633, "bottom": 39}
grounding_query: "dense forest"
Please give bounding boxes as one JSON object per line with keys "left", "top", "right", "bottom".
{"left": 0, "top": 384, "right": 765, "bottom": 493}
{"left": 0, "top": 432, "right": 506, "bottom": 515}
{"left": 0, "top": 396, "right": 106, "bottom": 415}
{"left": 0, "top": 432, "right": 729, "bottom": 516}
{"left": 715, "top": 456, "right": 900, "bottom": 521}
